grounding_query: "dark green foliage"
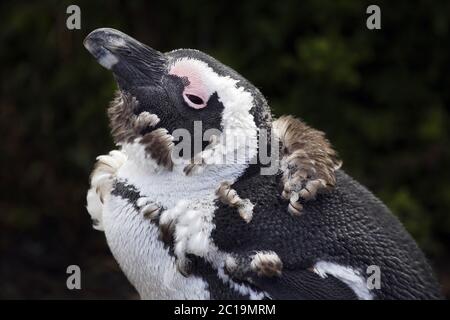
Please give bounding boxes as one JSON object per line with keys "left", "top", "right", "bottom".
{"left": 0, "top": 0, "right": 448, "bottom": 298}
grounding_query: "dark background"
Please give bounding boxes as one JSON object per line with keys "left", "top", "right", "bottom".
{"left": 1, "top": 0, "right": 449, "bottom": 299}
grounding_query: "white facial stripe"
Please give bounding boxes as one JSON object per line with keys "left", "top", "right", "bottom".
{"left": 169, "top": 58, "right": 216, "bottom": 101}
{"left": 169, "top": 58, "right": 258, "bottom": 165}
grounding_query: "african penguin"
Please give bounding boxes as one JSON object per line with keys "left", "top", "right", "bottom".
{"left": 84, "top": 28, "right": 442, "bottom": 300}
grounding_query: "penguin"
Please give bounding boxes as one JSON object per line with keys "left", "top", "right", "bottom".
{"left": 84, "top": 28, "right": 442, "bottom": 300}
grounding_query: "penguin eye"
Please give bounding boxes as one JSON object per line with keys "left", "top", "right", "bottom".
{"left": 183, "top": 92, "right": 207, "bottom": 109}
{"left": 186, "top": 94, "right": 204, "bottom": 105}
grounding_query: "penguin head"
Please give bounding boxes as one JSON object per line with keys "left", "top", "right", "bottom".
{"left": 84, "top": 28, "right": 271, "bottom": 166}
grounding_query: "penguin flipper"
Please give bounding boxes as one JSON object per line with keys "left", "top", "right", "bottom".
{"left": 251, "top": 269, "right": 358, "bottom": 300}
{"left": 223, "top": 252, "right": 358, "bottom": 300}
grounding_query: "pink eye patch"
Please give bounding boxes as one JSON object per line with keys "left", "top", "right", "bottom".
{"left": 169, "top": 62, "right": 210, "bottom": 109}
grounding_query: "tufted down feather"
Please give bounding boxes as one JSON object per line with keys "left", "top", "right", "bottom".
{"left": 273, "top": 115, "right": 342, "bottom": 215}
{"left": 86, "top": 150, "right": 127, "bottom": 230}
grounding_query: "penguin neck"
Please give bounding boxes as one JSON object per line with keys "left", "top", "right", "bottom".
{"left": 118, "top": 141, "right": 250, "bottom": 202}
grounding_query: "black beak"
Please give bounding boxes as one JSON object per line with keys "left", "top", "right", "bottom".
{"left": 84, "top": 28, "right": 167, "bottom": 89}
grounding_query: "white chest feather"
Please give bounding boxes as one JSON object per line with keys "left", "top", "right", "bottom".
{"left": 101, "top": 154, "right": 247, "bottom": 299}
{"left": 104, "top": 195, "right": 209, "bottom": 299}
